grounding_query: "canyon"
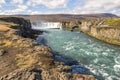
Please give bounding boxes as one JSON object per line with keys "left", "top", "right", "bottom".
{"left": 0, "top": 17, "right": 95, "bottom": 80}
{"left": 0, "top": 14, "right": 120, "bottom": 80}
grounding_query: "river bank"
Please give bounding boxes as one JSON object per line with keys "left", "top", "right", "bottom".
{"left": 0, "top": 17, "right": 95, "bottom": 80}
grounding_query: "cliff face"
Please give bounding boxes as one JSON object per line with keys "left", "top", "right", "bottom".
{"left": 0, "top": 17, "right": 41, "bottom": 38}
{"left": 62, "top": 18, "right": 120, "bottom": 46}
{"left": 62, "top": 21, "right": 82, "bottom": 31}
{"left": 89, "top": 27, "right": 120, "bottom": 44}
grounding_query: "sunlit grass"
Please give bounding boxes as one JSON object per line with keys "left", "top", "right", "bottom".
{"left": 15, "top": 53, "right": 37, "bottom": 69}
{"left": 103, "top": 18, "right": 120, "bottom": 26}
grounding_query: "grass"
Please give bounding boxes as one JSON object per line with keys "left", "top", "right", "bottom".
{"left": 0, "top": 40, "right": 12, "bottom": 47}
{"left": 0, "top": 21, "right": 18, "bottom": 31}
{"left": 103, "top": 18, "right": 120, "bottom": 26}
{"left": 0, "top": 25, "right": 10, "bottom": 32}
{"left": 0, "top": 43, "right": 5, "bottom": 46}
{"left": 15, "top": 53, "right": 37, "bottom": 69}
{"left": 15, "top": 52, "right": 54, "bottom": 69}
{"left": 0, "top": 20, "right": 17, "bottom": 26}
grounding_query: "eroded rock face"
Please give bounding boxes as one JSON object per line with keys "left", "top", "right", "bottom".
{"left": 0, "top": 67, "right": 95, "bottom": 80}
{"left": 0, "top": 17, "right": 42, "bottom": 38}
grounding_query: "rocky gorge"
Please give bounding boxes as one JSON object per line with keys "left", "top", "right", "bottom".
{"left": 0, "top": 17, "right": 95, "bottom": 80}
{"left": 61, "top": 18, "right": 120, "bottom": 46}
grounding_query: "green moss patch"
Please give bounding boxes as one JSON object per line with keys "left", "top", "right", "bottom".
{"left": 103, "top": 18, "right": 120, "bottom": 26}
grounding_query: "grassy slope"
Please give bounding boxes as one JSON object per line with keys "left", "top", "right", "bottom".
{"left": 103, "top": 18, "right": 120, "bottom": 26}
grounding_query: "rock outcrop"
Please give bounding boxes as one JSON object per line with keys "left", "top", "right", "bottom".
{"left": 80, "top": 18, "right": 120, "bottom": 45}
{"left": 0, "top": 17, "right": 41, "bottom": 38}
{"left": 0, "top": 17, "right": 95, "bottom": 80}
{"left": 0, "top": 49, "right": 6, "bottom": 56}
{"left": 62, "top": 18, "right": 120, "bottom": 46}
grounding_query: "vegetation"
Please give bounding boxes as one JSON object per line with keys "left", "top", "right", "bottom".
{"left": 15, "top": 53, "right": 37, "bottom": 69}
{"left": 103, "top": 18, "right": 120, "bottom": 26}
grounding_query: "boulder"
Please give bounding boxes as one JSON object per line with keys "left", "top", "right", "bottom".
{"left": 0, "top": 49, "right": 6, "bottom": 56}
{"left": 0, "top": 68, "right": 42, "bottom": 80}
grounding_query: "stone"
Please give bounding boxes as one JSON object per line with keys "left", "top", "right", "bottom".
{"left": 0, "top": 49, "right": 6, "bottom": 56}
{"left": 73, "top": 74, "right": 95, "bottom": 80}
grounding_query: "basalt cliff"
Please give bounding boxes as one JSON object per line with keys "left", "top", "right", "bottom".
{"left": 0, "top": 17, "right": 95, "bottom": 80}
{"left": 62, "top": 18, "right": 120, "bottom": 46}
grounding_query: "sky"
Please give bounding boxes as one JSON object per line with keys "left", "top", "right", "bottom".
{"left": 0, "top": 0, "right": 120, "bottom": 16}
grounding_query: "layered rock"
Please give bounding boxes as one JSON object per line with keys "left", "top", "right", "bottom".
{"left": 80, "top": 18, "right": 120, "bottom": 45}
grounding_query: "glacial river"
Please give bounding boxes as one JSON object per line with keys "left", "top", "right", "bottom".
{"left": 36, "top": 28, "right": 120, "bottom": 80}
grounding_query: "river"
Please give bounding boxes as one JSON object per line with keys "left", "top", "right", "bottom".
{"left": 34, "top": 23, "right": 120, "bottom": 80}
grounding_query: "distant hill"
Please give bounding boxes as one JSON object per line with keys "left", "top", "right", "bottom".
{"left": 79, "top": 13, "right": 118, "bottom": 18}
{"left": 0, "top": 13, "right": 118, "bottom": 22}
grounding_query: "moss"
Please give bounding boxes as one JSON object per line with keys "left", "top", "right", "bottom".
{"left": 0, "top": 43, "right": 6, "bottom": 46}
{"left": 103, "top": 18, "right": 120, "bottom": 26}
{"left": 73, "top": 27, "right": 80, "bottom": 31}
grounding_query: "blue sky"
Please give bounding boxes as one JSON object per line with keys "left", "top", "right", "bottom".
{"left": 0, "top": 0, "right": 120, "bottom": 15}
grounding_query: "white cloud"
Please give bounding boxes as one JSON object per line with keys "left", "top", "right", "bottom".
{"left": 18, "top": 5, "right": 28, "bottom": 10}
{"left": 0, "top": 5, "right": 28, "bottom": 15}
{"left": 0, "top": 0, "right": 120, "bottom": 16}
{"left": 111, "top": 9, "right": 120, "bottom": 16}
{"left": 30, "top": 11, "right": 43, "bottom": 15}
{"left": 72, "top": 0, "right": 120, "bottom": 15}
{"left": 85, "top": 0, "right": 120, "bottom": 11}
{"left": 12, "top": 0, "right": 23, "bottom": 4}
{"left": 27, "top": 0, "right": 69, "bottom": 9}
{"left": 0, "top": 0, "right": 5, "bottom": 4}
{"left": 12, "top": 5, "right": 28, "bottom": 13}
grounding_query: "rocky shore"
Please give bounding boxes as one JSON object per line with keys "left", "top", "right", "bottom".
{"left": 0, "top": 17, "right": 95, "bottom": 80}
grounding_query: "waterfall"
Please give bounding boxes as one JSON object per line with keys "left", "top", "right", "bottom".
{"left": 32, "top": 22, "right": 62, "bottom": 30}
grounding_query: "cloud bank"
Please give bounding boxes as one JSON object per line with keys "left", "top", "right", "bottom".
{"left": 0, "top": 0, "right": 119, "bottom": 16}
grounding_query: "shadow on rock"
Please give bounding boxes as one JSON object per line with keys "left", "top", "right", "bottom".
{"left": 52, "top": 51, "right": 104, "bottom": 79}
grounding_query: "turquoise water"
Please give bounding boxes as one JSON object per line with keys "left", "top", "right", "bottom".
{"left": 37, "top": 29, "right": 120, "bottom": 80}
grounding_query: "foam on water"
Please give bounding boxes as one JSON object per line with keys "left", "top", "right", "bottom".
{"left": 32, "top": 22, "right": 62, "bottom": 29}
{"left": 37, "top": 29, "right": 120, "bottom": 80}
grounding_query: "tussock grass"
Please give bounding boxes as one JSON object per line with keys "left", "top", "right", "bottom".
{"left": 15, "top": 53, "right": 37, "bottom": 69}
{"left": 103, "top": 18, "right": 120, "bottom": 26}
